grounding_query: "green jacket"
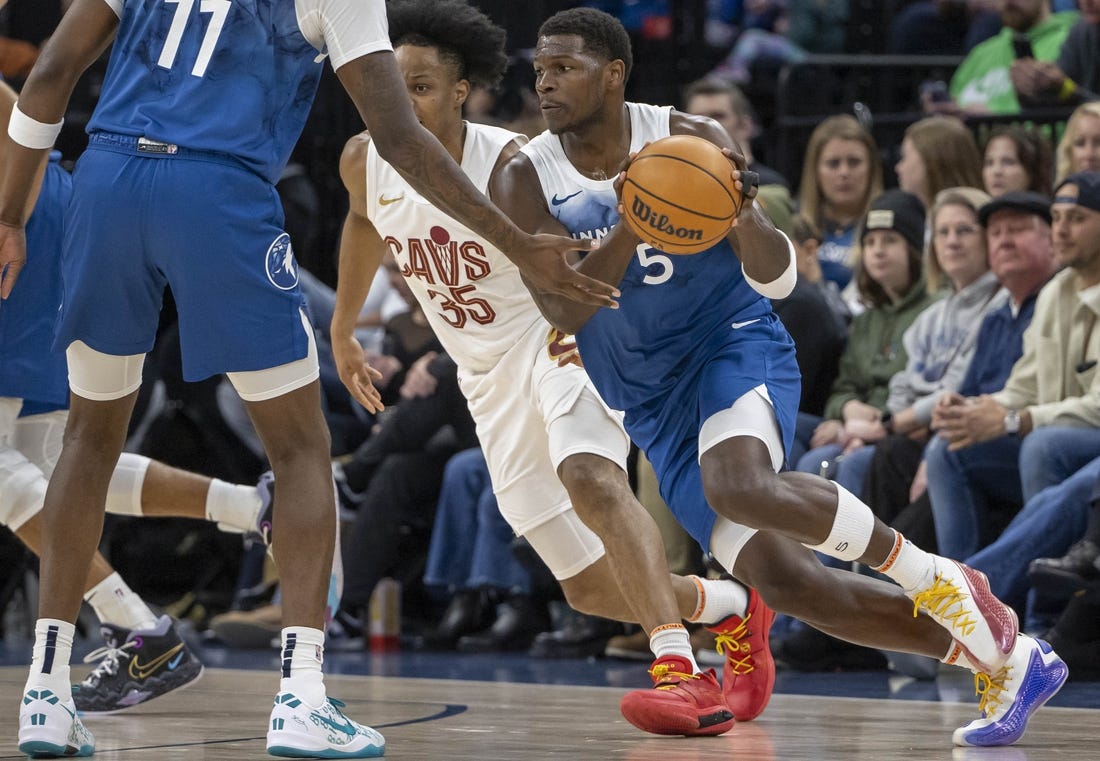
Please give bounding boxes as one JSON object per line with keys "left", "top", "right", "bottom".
{"left": 950, "top": 12, "right": 1078, "bottom": 115}
{"left": 823, "top": 279, "right": 939, "bottom": 420}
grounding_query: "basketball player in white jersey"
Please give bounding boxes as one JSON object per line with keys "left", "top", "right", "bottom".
{"left": 333, "top": 0, "right": 774, "bottom": 737}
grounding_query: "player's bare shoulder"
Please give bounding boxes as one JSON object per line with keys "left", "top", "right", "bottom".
{"left": 489, "top": 141, "right": 543, "bottom": 209}
{"left": 339, "top": 130, "right": 372, "bottom": 205}
{"left": 670, "top": 110, "right": 739, "bottom": 154}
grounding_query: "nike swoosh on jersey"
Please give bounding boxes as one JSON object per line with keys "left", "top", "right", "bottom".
{"left": 129, "top": 644, "right": 184, "bottom": 681}
{"left": 551, "top": 191, "right": 582, "bottom": 206}
{"left": 730, "top": 319, "right": 761, "bottom": 330}
{"left": 379, "top": 194, "right": 405, "bottom": 206}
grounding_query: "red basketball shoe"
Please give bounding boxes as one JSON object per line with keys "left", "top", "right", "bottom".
{"left": 706, "top": 587, "right": 776, "bottom": 721}
{"left": 620, "top": 655, "right": 734, "bottom": 736}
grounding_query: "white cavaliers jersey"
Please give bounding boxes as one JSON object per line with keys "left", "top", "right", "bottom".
{"left": 366, "top": 123, "right": 546, "bottom": 373}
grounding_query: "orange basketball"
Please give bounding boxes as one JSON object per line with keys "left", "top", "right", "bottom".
{"left": 621, "top": 135, "right": 742, "bottom": 255}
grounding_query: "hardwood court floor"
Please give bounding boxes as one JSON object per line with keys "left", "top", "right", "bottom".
{"left": 1, "top": 666, "right": 1097, "bottom": 760}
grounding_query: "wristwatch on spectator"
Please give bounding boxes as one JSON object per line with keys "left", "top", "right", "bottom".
{"left": 1004, "top": 409, "right": 1021, "bottom": 436}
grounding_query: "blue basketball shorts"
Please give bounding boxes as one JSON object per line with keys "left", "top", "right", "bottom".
{"left": 624, "top": 315, "right": 801, "bottom": 549}
{"left": 55, "top": 135, "right": 308, "bottom": 382}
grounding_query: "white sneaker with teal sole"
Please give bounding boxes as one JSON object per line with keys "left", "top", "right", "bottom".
{"left": 953, "top": 636, "right": 1069, "bottom": 747}
{"left": 18, "top": 687, "right": 95, "bottom": 758}
{"left": 267, "top": 692, "right": 384, "bottom": 758}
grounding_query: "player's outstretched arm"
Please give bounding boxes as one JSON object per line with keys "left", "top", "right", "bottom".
{"left": 490, "top": 151, "right": 635, "bottom": 335}
{"left": 333, "top": 49, "right": 614, "bottom": 309}
{"left": 670, "top": 112, "right": 794, "bottom": 297}
{"left": 0, "top": 0, "right": 118, "bottom": 298}
{"left": 331, "top": 134, "right": 385, "bottom": 414}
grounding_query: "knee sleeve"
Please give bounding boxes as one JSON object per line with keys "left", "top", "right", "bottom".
{"left": 522, "top": 508, "right": 605, "bottom": 581}
{"left": 104, "top": 452, "right": 150, "bottom": 517}
{"left": 0, "top": 448, "right": 48, "bottom": 531}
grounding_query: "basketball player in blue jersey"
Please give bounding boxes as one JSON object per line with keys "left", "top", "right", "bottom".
{"left": 0, "top": 0, "right": 609, "bottom": 757}
{"left": 334, "top": 0, "right": 781, "bottom": 738}
{"left": 492, "top": 7, "right": 1068, "bottom": 748}
{"left": 0, "top": 75, "right": 287, "bottom": 721}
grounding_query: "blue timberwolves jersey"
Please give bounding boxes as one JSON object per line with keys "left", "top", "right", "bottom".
{"left": 521, "top": 104, "right": 772, "bottom": 411}
{"left": 89, "top": 0, "right": 390, "bottom": 182}
{"left": 0, "top": 154, "right": 71, "bottom": 406}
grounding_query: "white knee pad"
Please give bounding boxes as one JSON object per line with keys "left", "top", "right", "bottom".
{"left": 66, "top": 341, "right": 145, "bottom": 401}
{"left": 105, "top": 452, "right": 150, "bottom": 517}
{"left": 0, "top": 447, "right": 48, "bottom": 531}
{"left": 13, "top": 409, "right": 67, "bottom": 478}
{"left": 521, "top": 508, "right": 606, "bottom": 581}
{"left": 708, "top": 516, "right": 758, "bottom": 575}
{"left": 227, "top": 309, "right": 319, "bottom": 402}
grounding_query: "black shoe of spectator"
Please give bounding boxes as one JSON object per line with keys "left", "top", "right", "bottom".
{"left": 772, "top": 625, "right": 886, "bottom": 672}
{"left": 456, "top": 595, "right": 550, "bottom": 653}
{"left": 411, "top": 589, "right": 493, "bottom": 651}
{"left": 528, "top": 610, "right": 623, "bottom": 659}
{"left": 1029, "top": 540, "right": 1100, "bottom": 594}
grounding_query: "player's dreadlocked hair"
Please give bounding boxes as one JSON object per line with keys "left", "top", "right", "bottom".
{"left": 386, "top": 0, "right": 508, "bottom": 89}
{"left": 538, "top": 8, "right": 633, "bottom": 83}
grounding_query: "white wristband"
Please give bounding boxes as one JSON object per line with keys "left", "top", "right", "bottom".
{"left": 8, "top": 103, "right": 63, "bottom": 150}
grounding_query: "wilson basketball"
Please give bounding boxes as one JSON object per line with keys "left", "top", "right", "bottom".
{"left": 621, "top": 135, "right": 742, "bottom": 254}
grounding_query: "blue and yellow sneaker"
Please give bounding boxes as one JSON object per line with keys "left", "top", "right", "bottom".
{"left": 18, "top": 687, "right": 94, "bottom": 758}
{"left": 953, "top": 636, "right": 1069, "bottom": 747}
{"left": 73, "top": 615, "right": 203, "bottom": 714}
{"left": 267, "top": 692, "right": 385, "bottom": 758}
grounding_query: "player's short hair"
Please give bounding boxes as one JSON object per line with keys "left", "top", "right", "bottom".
{"left": 538, "top": 8, "right": 633, "bottom": 83}
{"left": 387, "top": 0, "right": 508, "bottom": 88}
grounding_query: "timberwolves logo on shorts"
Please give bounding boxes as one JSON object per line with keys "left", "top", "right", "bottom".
{"left": 265, "top": 233, "right": 299, "bottom": 291}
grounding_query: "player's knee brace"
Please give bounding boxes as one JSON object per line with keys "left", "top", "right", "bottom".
{"left": 0, "top": 448, "right": 48, "bottom": 531}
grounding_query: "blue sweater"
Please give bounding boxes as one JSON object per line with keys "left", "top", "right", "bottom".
{"left": 958, "top": 291, "right": 1039, "bottom": 397}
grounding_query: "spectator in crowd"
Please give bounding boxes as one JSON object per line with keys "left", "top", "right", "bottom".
{"left": 683, "top": 77, "right": 787, "bottom": 187}
{"left": 1011, "top": 0, "right": 1100, "bottom": 106}
{"left": 926, "top": 178, "right": 1100, "bottom": 562}
{"left": 789, "top": 213, "right": 852, "bottom": 326}
{"left": 983, "top": 124, "right": 1056, "bottom": 196}
{"left": 794, "top": 191, "right": 936, "bottom": 477}
{"left": 895, "top": 116, "right": 985, "bottom": 208}
{"left": 414, "top": 448, "right": 551, "bottom": 653}
{"left": 1056, "top": 101, "right": 1100, "bottom": 181}
{"left": 862, "top": 189, "right": 1060, "bottom": 547}
{"left": 798, "top": 114, "right": 883, "bottom": 294}
{"left": 925, "top": 0, "right": 1077, "bottom": 115}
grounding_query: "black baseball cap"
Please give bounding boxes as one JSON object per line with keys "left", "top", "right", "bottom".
{"left": 978, "top": 191, "right": 1052, "bottom": 226}
{"left": 1054, "top": 171, "right": 1100, "bottom": 214}
{"left": 861, "top": 190, "right": 925, "bottom": 251}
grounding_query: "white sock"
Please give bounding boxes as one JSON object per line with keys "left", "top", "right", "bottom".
{"left": 871, "top": 530, "right": 936, "bottom": 593}
{"left": 649, "top": 624, "right": 699, "bottom": 673}
{"left": 802, "top": 483, "right": 875, "bottom": 562}
{"left": 25, "top": 619, "right": 74, "bottom": 697}
{"left": 686, "top": 576, "right": 749, "bottom": 625}
{"left": 206, "top": 479, "right": 261, "bottom": 534}
{"left": 104, "top": 452, "right": 149, "bottom": 517}
{"left": 280, "top": 626, "right": 326, "bottom": 707}
{"left": 84, "top": 572, "right": 158, "bottom": 630}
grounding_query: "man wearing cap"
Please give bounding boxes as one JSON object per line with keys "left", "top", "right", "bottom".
{"left": 926, "top": 179, "right": 1100, "bottom": 568}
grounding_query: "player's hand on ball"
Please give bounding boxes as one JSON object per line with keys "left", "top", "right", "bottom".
{"left": 333, "top": 333, "right": 385, "bottom": 414}
{"left": 0, "top": 221, "right": 27, "bottom": 300}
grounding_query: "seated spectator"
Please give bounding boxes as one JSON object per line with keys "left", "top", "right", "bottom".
{"left": 1055, "top": 101, "right": 1100, "bottom": 182}
{"left": 895, "top": 117, "right": 984, "bottom": 208}
{"left": 863, "top": 188, "right": 1060, "bottom": 545}
{"left": 788, "top": 214, "right": 852, "bottom": 327}
{"left": 797, "top": 115, "right": 884, "bottom": 294}
{"left": 926, "top": 175, "right": 1100, "bottom": 560}
{"left": 793, "top": 191, "right": 936, "bottom": 475}
{"left": 1011, "top": 0, "right": 1099, "bottom": 107}
{"left": 827, "top": 187, "right": 1000, "bottom": 500}
{"left": 982, "top": 124, "right": 1056, "bottom": 196}
{"left": 414, "top": 448, "right": 551, "bottom": 653}
{"left": 683, "top": 77, "right": 788, "bottom": 188}
{"left": 773, "top": 216, "right": 849, "bottom": 419}
{"left": 924, "top": 0, "right": 1077, "bottom": 115}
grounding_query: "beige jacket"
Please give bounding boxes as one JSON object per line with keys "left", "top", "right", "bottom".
{"left": 993, "top": 268, "right": 1100, "bottom": 428}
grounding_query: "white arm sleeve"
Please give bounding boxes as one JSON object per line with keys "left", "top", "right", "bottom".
{"left": 297, "top": 0, "right": 392, "bottom": 70}
{"left": 742, "top": 232, "right": 797, "bottom": 300}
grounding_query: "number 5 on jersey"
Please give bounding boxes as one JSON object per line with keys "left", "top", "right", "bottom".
{"left": 158, "top": 0, "right": 231, "bottom": 78}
